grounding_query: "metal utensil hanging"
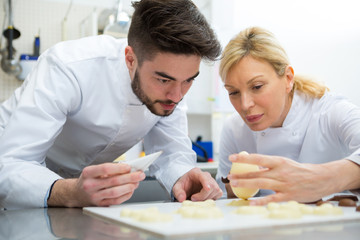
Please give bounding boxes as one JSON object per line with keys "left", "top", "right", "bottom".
{"left": 0, "top": 0, "right": 21, "bottom": 76}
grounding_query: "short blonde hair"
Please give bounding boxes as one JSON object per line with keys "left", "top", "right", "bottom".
{"left": 219, "top": 26, "right": 328, "bottom": 98}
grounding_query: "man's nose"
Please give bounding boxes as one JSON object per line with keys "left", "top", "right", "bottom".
{"left": 166, "top": 84, "right": 183, "bottom": 103}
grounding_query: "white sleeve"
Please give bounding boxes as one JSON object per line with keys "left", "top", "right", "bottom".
{"left": 215, "top": 116, "right": 240, "bottom": 197}
{"left": 0, "top": 52, "right": 81, "bottom": 209}
{"left": 322, "top": 96, "right": 360, "bottom": 194}
{"left": 327, "top": 97, "right": 360, "bottom": 165}
{"left": 0, "top": 82, "right": 27, "bottom": 135}
{"left": 143, "top": 100, "right": 196, "bottom": 195}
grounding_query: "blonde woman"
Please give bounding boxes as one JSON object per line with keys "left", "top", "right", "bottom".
{"left": 216, "top": 26, "right": 360, "bottom": 205}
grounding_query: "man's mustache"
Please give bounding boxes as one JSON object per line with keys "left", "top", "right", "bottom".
{"left": 154, "top": 99, "right": 182, "bottom": 105}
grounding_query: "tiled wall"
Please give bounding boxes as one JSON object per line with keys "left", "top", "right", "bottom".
{"left": 0, "top": 0, "right": 112, "bottom": 102}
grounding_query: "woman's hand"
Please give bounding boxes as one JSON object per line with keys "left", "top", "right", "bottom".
{"left": 48, "top": 163, "right": 146, "bottom": 207}
{"left": 227, "top": 153, "right": 360, "bottom": 205}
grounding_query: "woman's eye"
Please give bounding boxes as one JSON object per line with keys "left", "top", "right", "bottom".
{"left": 253, "top": 85, "right": 262, "bottom": 90}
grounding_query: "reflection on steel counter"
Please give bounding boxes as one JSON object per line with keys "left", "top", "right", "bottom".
{"left": 125, "top": 176, "right": 171, "bottom": 203}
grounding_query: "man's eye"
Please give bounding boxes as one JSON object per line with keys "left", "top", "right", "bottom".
{"left": 229, "top": 91, "right": 239, "bottom": 96}
{"left": 158, "top": 78, "right": 169, "bottom": 84}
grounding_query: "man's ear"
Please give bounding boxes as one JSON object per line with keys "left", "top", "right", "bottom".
{"left": 125, "top": 46, "right": 137, "bottom": 72}
{"left": 285, "top": 65, "right": 295, "bottom": 93}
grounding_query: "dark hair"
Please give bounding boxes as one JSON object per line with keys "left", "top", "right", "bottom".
{"left": 128, "top": 0, "right": 221, "bottom": 66}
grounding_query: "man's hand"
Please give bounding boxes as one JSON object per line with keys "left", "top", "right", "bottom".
{"left": 47, "top": 163, "right": 146, "bottom": 207}
{"left": 172, "top": 168, "right": 223, "bottom": 202}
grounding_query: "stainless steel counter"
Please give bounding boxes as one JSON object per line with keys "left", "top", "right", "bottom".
{"left": 1, "top": 206, "right": 360, "bottom": 240}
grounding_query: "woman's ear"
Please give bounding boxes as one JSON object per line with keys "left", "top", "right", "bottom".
{"left": 285, "top": 65, "right": 295, "bottom": 93}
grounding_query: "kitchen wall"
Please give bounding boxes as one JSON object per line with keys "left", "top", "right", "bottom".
{"left": 0, "top": 0, "right": 119, "bottom": 102}
{"left": 212, "top": 0, "right": 360, "bottom": 106}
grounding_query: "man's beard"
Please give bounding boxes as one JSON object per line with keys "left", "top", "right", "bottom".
{"left": 131, "top": 70, "right": 180, "bottom": 116}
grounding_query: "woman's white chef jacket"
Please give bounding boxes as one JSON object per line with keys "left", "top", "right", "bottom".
{"left": 0, "top": 35, "right": 196, "bottom": 209}
{"left": 216, "top": 91, "right": 360, "bottom": 196}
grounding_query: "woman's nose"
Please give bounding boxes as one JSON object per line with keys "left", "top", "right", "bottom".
{"left": 241, "top": 93, "right": 254, "bottom": 110}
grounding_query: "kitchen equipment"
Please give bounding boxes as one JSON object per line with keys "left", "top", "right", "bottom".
{"left": 61, "top": 0, "right": 73, "bottom": 41}
{"left": 0, "top": 0, "right": 21, "bottom": 76}
{"left": 192, "top": 141, "right": 208, "bottom": 162}
{"left": 192, "top": 136, "right": 213, "bottom": 162}
{"left": 103, "top": 0, "right": 131, "bottom": 38}
{"left": 33, "top": 34, "right": 40, "bottom": 57}
{"left": 16, "top": 54, "right": 38, "bottom": 81}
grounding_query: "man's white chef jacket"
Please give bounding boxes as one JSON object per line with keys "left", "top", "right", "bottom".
{"left": 216, "top": 91, "right": 360, "bottom": 196}
{"left": 0, "top": 35, "right": 196, "bottom": 209}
